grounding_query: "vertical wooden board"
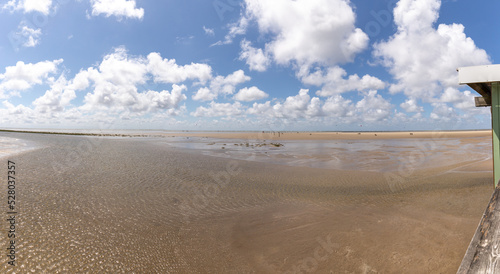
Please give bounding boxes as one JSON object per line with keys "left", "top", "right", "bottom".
{"left": 493, "top": 83, "right": 500, "bottom": 187}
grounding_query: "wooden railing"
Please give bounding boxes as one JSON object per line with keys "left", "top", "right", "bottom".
{"left": 458, "top": 184, "right": 500, "bottom": 273}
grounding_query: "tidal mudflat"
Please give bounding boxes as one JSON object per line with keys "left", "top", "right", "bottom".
{"left": 0, "top": 131, "right": 493, "bottom": 273}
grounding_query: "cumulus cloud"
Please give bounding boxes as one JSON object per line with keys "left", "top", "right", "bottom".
{"left": 65, "top": 48, "right": 189, "bottom": 114}
{"left": 246, "top": 89, "right": 392, "bottom": 123}
{"left": 234, "top": 86, "right": 268, "bottom": 102}
{"left": 439, "top": 87, "right": 475, "bottom": 110}
{"left": 276, "top": 89, "right": 315, "bottom": 118}
{"left": 90, "top": 47, "right": 148, "bottom": 87}
{"left": 248, "top": 90, "right": 320, "bottom": 119}
{"left": 192, "top": 101, "right": 245, "bottom": 117}
{"left": 373, "top": 0, "right": 490, "bottom": 100}
{"left": 247, "top": 101, "right": 272, "bottom": 116}
{"left": 90, "top": 0, "right": 144, "bottom": 20}
{"left": 355, "top": 90, "right": 392, "bottom": 122}
{"left": 0, "top": 59, "right": 63, "bottom": 98}
{"left": 322, "top": 95, "right": 354, "bottom": 117}
{"left": 239, "top": 39, "right": 270, "bottom": 72}
{"left": 300, "top": 66, "right": 386, "bottom": 96}
{"left": 430, "top": 102, "right": 457, "bottom": 122}
{"left": 9, "top": 47, "right": 213, "bottom": 116}
{"left": 192, "top": 70, "right": 251, "bottom": 101}
{"left": 210, "top": 70, "right": 251, "bottom": 94}
{"left": 2, "top": 100, "right": 32, "bottom": 115}
{"left": 248, "top": 89, "right": 329, "bottom": 119}
{"left": 147, "top": 52, "right": 212, "bottom": 84}
{"left": 227, "top": 0, "right": 377, "bottom": 95}
{"left": 400, "top": 98, "right": 423, "bottom": 113}
{"left": 129, "top": 85, "right": 188, "bottom": 113}
{"left": 69, "top": 47, "right": 212, "bottom": 88}
{"left": 33, "top": 75, "right": 76, "bottom": 113}
{"left": 242, "top": 0, "right": 369, "bottom": 69}
{"left": 3, "top": 0, "right": 52, "bottom": 14}
{"left": 192, "top": 87, "right": 215, "bottom": 102}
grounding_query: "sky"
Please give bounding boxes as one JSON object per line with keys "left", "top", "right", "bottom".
{"left": 0, "top": 0, "right": 498, "bottom": 131}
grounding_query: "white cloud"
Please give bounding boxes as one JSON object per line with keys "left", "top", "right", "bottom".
{"left": 234, "top": 86, "right": 268, "bottom": 102}
{"left": 0, "top": 47, "right": 214, "bottom": 118}
{"left": 0, "top": 59, "right": 63, "bottom": 98}
{"left": 69, "top": 48, "right": 187, "bottom": 114}
{"left": 239, "top": 39, "right": 270, "bottom": 72}
{"left": 247, "top": 101, "right": 272, "bottom": 116}
{"left": 355, "top": 90, "right": 392, "bottom": 122}
{"left": 3, "top": 0, "right": 52, "bottom": 14}
{"left": 192, "top": 70, "right": 251, "bottom": 101}
{"left": 439, "top": 87, "right": 476, "bottom": 110}
{"left": 305, "top": 97, "right": 323, "bottom": 118}
{"left": 15, "top": 22, "right": 42, "bottom": 48}
{"left": 33, "top": 75, "right": 76, "bottom": 113}
{"left": 228, "top": 0, "right": 373, "bottom": 96}
{"left": 300, "top": 66, "right": 386, "bottom": 96}
{"left": 430, "top": 102, "right": 457, "bottom": 122}
{"left": 322, "top": 95, "right": 354, "bottom": 117}
{"left": 279, "top": 89, "right": 313, "bottom": 118}
{"left": 67, "top": 69, "right": 93, "bottom": 91}
{"left": 192, "top": 87, "right": 215, "bottom": 102}
{"left": 191, "top": 101, "right": 245, "bottom": 117}
{"left": 400, "top": 98, "right": 423, "bottom": 113}
{"left": 247, "top": 89, "right": 323, "bottom": 119}
{"left": 211, "top": 70, "right": 250, "bottom": 94}
{"left": 242, "top": 0, "right": 369, "bottom": 69}
{"left": 147, "top": 52, "right": 212, "bottom": 84}
{"left": 203, "top": 26, "right": 215, "bottom": 36}
{"left": 212, "top": 16, "right": 249, "bottom": 46}
{"left": 90, "top": 0, "right": 144, "bottom": 20}
{"left": 93, "top": 47, "right": 148, "bottom": 86}
{"left": 373, "top": 0, "right": 490, "bottom": 100}
{"left": 130, "top": 85, "right": 188, "bottom": 113}
{"left": 2, "top": 100, "right": 32, "bottom": 115}
{"left": 246, "top": 89, "right": 392, "bottom": 123}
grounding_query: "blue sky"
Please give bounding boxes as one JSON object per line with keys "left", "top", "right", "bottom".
{"left": 0, "top": 0, "right": 498, "bottom": 131}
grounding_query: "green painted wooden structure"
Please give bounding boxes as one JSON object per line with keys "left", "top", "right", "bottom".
{"left": 458, "top": 65, "right": 500, "bottom": 187}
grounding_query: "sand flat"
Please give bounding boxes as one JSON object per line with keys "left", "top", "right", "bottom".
{"left": 0, "top": 130, "right": 494, "bottom": 273}
{"left": 163, "top": 129, "right": 492, "bottom": 140}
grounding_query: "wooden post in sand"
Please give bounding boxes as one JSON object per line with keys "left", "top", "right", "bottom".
{"left": 458, "top": 65, "right": 500, "bottom": 187}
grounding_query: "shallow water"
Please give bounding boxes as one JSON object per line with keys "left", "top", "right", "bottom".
{"left": 0, "top": 136, "right": 40, "bottom": 159}
{"left": 164, "top": 136, "right": 492, "bottom": 172}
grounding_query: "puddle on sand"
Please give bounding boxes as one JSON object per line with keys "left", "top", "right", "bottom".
{"left": 0, "top": 136, "right": 41, "bottom": 159}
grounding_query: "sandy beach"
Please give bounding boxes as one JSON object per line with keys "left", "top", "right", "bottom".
{"left": 0, "top": 130, "right": 494, "bottom": 273}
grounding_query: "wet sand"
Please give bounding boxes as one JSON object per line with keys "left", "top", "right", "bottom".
{"left": 162, "top": 129, "right": 492, "bottom": 140}
{"left": 0, "top": 131, "right": 494, "bottom": 273}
